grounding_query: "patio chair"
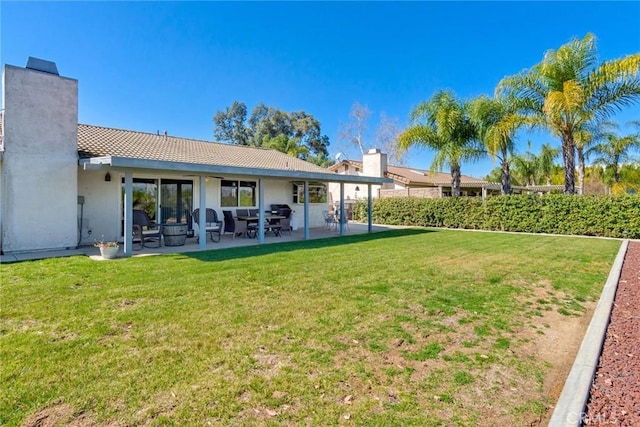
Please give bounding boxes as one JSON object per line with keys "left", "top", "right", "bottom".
{"left": 277, "top": 216, "right": 292, "bottom": 235}
{"left": 335, "top": 209, "right": 350, "bottom": 231}
{"left": 322, "top": 210, "right": 337, "bottom": 230}
{"left": 236, "top": 208, "right": 250, "bottom": 218}
{"left": 223, "top": 210, "right": 248, "bottom": 239}
{"left": 133, "top": 209, "right": 162, "bottom": 249}
{"left": 192, "top": 208, "right": 222, "bottom": 243}
{"left": 249, "top": 208, "right": 258, "bottom": 217}
{"left": 248, "top": 216, "right": 278, "bottom": 238}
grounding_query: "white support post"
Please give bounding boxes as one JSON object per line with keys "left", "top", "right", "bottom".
{"left": 368, "top": 183, "right": 373, "bottom": 233}
{"left": 199, "top": 176, "right": 206, "bottom": 249}
{"left": 304, "top": 181, "right": 310, "bottom": 240}
{"left": 339, "top": 182, "right": 345, "bottom": 236}
{"left": 258, "top": 179, "right": 265, "bottom": 243}
{"left": 123, "top": 170, "right": 133, "bottom": 257}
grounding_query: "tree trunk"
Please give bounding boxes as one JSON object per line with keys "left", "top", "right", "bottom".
{"left": 501, "top": 159, "right": 512, "bottom": 195}
{"left": 561, "top": 132, "right": 576, "bottom": 195}
{"left": 577, "top": 147, "right": 585, "bottom": 195}
{"left": 451, "top": 165, "right": 461, "bottom": 197}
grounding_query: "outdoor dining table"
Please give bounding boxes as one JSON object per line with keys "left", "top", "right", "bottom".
{"left": 237, "top": 215, "right": 286, "bottom": 237}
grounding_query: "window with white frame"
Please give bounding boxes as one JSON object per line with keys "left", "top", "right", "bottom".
{"left": 292, "top": 183, "right": 327, "bottom": 204}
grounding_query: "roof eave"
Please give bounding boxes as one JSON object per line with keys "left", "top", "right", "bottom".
{"left": 80, "top": 156, "right": 392, "bottom": 185}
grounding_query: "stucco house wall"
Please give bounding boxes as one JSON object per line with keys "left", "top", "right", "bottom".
{"left": 74, "top": 171, "right": 327, "bottom": 246}
{"left": 2, "top": 64, "right": 78, "bottom": 252}
{"left": 77, "top": 168, "right": 121, "bottom": 245}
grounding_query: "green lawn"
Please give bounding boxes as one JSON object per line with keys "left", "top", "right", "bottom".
{"left": 1, "top": 229, "right": 620, "bottom": 426}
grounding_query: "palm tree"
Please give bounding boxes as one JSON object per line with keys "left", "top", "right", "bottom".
{"left": 263, "top": 135, "right": 309, "bottom": 159}
{"left": 469, "top": 95, "right": 521, "bottom": 194}
{"left": 398, "top": 91, "right": 484, "bottom": 197}
{"left": 588, "top": 122, "right": 640, "bottom": 184}
{"left": 538, "top": 143, "right": 560, "bottom": 185}
{"left": 497, "top": 33, "right": 640, "bottom": 194}
{"left": 574, "top": 120, "right": 617, "bottom": 194}
{"left": 512, "top": 148, "right": 539, "bottom": 187}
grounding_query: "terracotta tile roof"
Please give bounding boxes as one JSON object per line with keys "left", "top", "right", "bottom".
{"left": 77, "top": 124, "right": 330, "bottom": 174}
{"left": 331, "top": 160, "right": 487, "bottom": 185}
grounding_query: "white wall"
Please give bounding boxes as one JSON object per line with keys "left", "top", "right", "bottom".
{"left": 77, "top": 168, "right": 121, "bottom": 245}
{"left": 1, "top": 64, "right": 78, "bottom": 252}
{"left": 193, "top": 178, "right": 326, "bottom": 228}
{"left": 78, "top": 175, "right": 327, "bottom": 240}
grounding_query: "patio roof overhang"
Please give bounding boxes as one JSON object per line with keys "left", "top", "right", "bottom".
{"left": 80, "top": 156, "right": 393, "bottom": 185}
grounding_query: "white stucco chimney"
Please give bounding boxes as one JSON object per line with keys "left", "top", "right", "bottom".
{"left": 363, "top": 148, "right": 387, "bottom": 178}
{"left": 1, "top": 58, "right": 79, "bottom": 252}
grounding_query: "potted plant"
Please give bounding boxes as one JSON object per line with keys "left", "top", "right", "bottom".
{"left": 95, "top": 238, "right": 119, "bottom": 259}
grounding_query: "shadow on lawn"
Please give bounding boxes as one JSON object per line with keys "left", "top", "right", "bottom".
{"left": 182, "top": 228, "right": 433, "bottom": 263}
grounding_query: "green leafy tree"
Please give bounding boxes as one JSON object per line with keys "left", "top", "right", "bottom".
{"left": 497, "top": 33, "right": 640, "bottom": 194}
{"left": 262, "top": 135, "right": 309, "bottom": 159}
{"left": 306, "top": 151, "right": 334, "bottom": 168}
{"left": 213, "top": 101, "right": 330, "bottom": 158}
{"left": 574, "top": 120, "right": 617, "bottom": 193}
{"left": 538, "top": 143, "right": 560, "bottom": 185}
{"left": 620, "top": 163, "right": 640, "bottom": 185}
{"left": 398, "top": 91, "right": 484, "bottom": 197}
{"left": 588, "top": 122, "right": 640, "bottom": 183}
{"left": 469, "top": 95, "right": 521, "bottom": 194}
{"left": 512, "top": 149, "right": 539, "bottom": 187}
{"left": 212, "top": 101, "right": 250, "bottom": 146}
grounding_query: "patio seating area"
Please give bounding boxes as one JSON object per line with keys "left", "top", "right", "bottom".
{"left": 0, "top": 222, "right": 394, "bottom": 263}
{"left": 105, "top": 222, "right": 389, "bottom": 259}
{"left": 110, "top": 223, "right": 390, "bottom": 259}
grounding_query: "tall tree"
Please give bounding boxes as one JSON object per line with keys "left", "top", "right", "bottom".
{"left": 398, "top": 91, "right": 484, "bottom": 197}
{"left": 375, "top": 112, "right": 406, "bottom": 165}
{"left": 574, "top": 120, "right": 617, "bottom": 193}
{"left": 213, "top": 101, "right": 330, "bottom": 158}
{"left": 588, "top": 122, "right": 640, "bottom": 183}
{"left": 497, "top": 33, "right": 640, "bottom": 194}
{"left": 249, "top": 104, "right": 293, "bottom": 147}
{"left": 512, "top": 147, "right": 539, "bottom": 187}
{"left": 289, "top": 111, "right": 330, "bottom": 158}
{"left": 538, "top": 143, "right": 560, "bottom": 185}
{"left": 262, "top": 135, "right": 308, "bottom": 159}
{"left": 339, "top": 102, "right": 371, "bottom": 155}
{"left": 469, "top": 95, "right": 521, "bottom": 194}
{"left": 213, "top": 101, "right": 250, "bottom": 145}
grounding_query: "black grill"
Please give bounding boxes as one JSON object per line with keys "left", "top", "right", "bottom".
{"left": 270, "top": 204, "right": 292, "bottom": 218}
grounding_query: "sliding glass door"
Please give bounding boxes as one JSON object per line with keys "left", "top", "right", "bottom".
{"left": 122, "top": 178, "right": 193, "bottom": 235}
{"left": 160, "top": 179, "right": 193, "bottom": 228}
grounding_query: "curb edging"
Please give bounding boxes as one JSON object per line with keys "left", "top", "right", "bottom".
{"left": 548, "top": 239, "right": 629, "bottom": 426}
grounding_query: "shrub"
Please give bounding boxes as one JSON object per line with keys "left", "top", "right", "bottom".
{"left": 353, "top": 194, "right": 640, "bottom": 239}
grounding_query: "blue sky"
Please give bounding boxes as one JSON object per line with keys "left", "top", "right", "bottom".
{"left": 2, "top": 1, "right": 639, "bottom": 178}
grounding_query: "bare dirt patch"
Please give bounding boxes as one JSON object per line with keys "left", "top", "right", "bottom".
{"left": 20, "top": 403, "right": 119, "bottom": 427}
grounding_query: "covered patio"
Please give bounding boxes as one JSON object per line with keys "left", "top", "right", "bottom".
{"left": 77, "top": 125, "right": 393, "bottom": 258}
{"left": 0, "top": 222, "right": 396, "bottom": 263}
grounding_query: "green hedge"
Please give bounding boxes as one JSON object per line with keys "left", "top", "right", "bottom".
{"left": 352, "top": 194, "right": 640, "bottom": 239}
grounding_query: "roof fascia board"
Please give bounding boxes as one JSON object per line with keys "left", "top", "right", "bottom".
{"left": 82, "top": 156, "right": 392, "bottom": 184}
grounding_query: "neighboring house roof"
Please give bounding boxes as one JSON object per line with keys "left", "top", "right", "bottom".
{"left": 329, "top": 160, "right": 488, "bottom": 187}
{"left": 76, "top": 124, "right": 390, "bottom": 185}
